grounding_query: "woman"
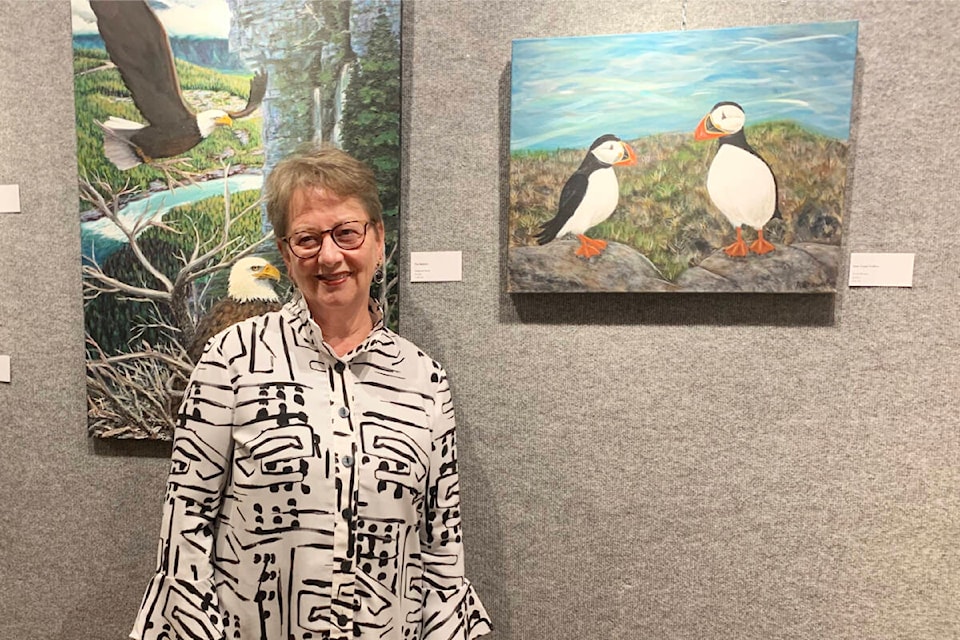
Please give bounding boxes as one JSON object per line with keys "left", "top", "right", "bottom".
{"left": 131, "top": 147, "right": 491, "bottom": 640}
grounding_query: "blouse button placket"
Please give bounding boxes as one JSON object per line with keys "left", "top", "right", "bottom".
{"left": 329, "top": 357, "right": 358, "bottom": 635}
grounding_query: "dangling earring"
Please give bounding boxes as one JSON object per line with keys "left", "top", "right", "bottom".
{"left": 373, "top": 261, "right": 385, "bottom": 285}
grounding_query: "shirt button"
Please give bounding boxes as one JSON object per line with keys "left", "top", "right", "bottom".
{"left": 342, "top": 455, "right": 354, "bottom": 467}
{"left": 334, "top": 361, "right": 346, "bottom": 373}
{"left": 338, "top": 406, "right": 350, "bottom": 418}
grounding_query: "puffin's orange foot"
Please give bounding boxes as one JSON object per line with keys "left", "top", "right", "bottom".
{"left": 575, "top": 234, "right": 607, "bottom": 259}
{"left": 723, "top": 238, "right": 749, "bottom": 257}
{"left": 749, "top": 237, "right": 775, "bottom": 255}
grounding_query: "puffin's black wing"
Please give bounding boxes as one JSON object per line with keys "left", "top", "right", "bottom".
{"left": 227, "top": 71, "right": 267, "bottom": 119}
{"left": 536, "top": 172, "right": 588, "bottom": 245}
{"left": 89, "top": 0, "right": 194, "bottom": 130}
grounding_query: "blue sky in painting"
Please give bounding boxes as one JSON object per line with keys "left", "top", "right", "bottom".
{"left": 510, "top": 21, "right": 858, "bottom": 151}
{"left": 72, "top": 0, "right": 231, "bottom": 37}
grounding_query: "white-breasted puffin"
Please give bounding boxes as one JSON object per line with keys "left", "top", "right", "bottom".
{"left": 695, "top": 101, "right": 779, "bottom": 257}
{"left": 536, "top": 134, "right": 637, "bottom": 258}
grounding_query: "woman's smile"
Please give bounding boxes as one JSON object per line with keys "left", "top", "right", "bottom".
{"left": 317, "top": 270, "right": 351, "bottom": 285}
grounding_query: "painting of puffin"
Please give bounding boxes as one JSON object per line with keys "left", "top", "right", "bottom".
{"left": 187, "top": 256, "right": 282, "bottom": 362}
{"left": 89, "top": 0, "right": 266, "bottom": 171}
{"left": 695, "top": 101, "right": 780, "bottom": 257}
{"left": 536, "top": 134, "right": 637, "bottom": 258}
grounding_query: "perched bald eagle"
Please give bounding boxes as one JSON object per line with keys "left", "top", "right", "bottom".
{"left": 188, "top": 257, "right": 282, "bottom": 363}
{"left": 89, "top": 0, "right": 266, "bottom": 170}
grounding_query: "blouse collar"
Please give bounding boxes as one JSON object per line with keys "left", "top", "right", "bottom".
{"left": 285, "top": 291, "right": 390, "bottom": 361}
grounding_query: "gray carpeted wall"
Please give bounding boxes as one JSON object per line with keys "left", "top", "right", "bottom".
{"left": 0, "top": 1, "right": 957, "bottom": 639}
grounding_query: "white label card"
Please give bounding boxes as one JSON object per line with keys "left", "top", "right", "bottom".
{"left": 848, "top": 252, "right": 914, "bottom": 287}
{"left": 410, "top": 251, "right": 463, "bottom": 282}
{"left": 0, "top": 184, "right": 20, "bottom": 213}
{"left": 0, "top": 355, "right": 9, "bottom": 383}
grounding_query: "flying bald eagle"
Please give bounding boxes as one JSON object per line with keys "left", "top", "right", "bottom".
{"left": 89, "top": 0, "right": 266, "bottom": 170}
{"left": 188, "top": 257, "right": 283, "bottom": 363}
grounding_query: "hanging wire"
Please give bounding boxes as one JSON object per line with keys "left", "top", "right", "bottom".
{"left": 681, "top": 0, "right": 688, "bottom": 30}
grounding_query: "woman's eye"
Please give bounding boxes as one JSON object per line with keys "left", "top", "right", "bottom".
{"left": 295, "top": 235, "right": 319, "bottom": 247}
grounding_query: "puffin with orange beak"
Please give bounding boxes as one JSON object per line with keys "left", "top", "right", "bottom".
{"left": 695, "top": 101, "right": 779, "bottom": 257}
{"left": 536, "top": 134, "right": 637, "bottom": 258}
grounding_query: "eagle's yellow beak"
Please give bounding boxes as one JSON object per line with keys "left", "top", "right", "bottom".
{"left": 256, "top": 264, "right": 282, "bottom": 281}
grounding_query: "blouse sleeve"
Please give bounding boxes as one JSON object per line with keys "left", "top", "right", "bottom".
{"left": 130, "top": 342, "right": 237, "bottom": 640}
{"left": 419, "top": 365, "right": 492, "bottom": 640}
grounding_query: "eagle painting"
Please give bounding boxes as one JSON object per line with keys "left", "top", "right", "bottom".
{"left": 89, "top": 0, "right": 266, "bottom": 170}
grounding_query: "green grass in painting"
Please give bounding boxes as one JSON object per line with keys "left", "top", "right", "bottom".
{"left": 510, "top": 122, "right": 847, "bottom": 282}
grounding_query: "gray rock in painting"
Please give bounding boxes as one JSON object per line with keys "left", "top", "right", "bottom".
{"left": 226, "top": 0, "right": 353, "bottom": 173}
{"left": 350, "top": 0, "right": 400, "bottom": 54}
{"left": 508, "top": 239, "right": 678, "bottom": 292}
{"left": 675, "top": 242, "right": 840, "bottom": 292}
{"left": 509, "top": 240, "right": 840, "bottom": 293}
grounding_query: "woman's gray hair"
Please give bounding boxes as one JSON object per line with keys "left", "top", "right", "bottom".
{"left": 264, "top": 144, "right": 383, "bottom": 238}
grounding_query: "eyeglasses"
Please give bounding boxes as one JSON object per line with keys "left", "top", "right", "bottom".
{"left": 283, "top": 220, "right": 370, "bottom": 259}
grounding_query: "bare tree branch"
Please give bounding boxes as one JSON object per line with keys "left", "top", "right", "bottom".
{"left": 88, "top": 351, "right": 194, "bottom": 375}
{"left": 79, "top": 174, "right": 174, "bottom": 292}
{"left": 81, "top": 264, "right": 173, "bottom": 303}
{"left": 85, "top": 335, "right": 179, "bottom": 436}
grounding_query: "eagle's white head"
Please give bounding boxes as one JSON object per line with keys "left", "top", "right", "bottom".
{"left": 228, "top": 256, "right": 282, "bottom": 302}
{"left": 196, "top": 109, "right": 233, "bottom": 137}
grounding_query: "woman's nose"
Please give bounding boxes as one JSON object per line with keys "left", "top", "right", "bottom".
{"left": 316, "top": 234, "right": 342, "bottom": 264}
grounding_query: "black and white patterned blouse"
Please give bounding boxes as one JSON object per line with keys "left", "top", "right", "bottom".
{"left": 131, "top": 294, "right": 491, "bottom": 640}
